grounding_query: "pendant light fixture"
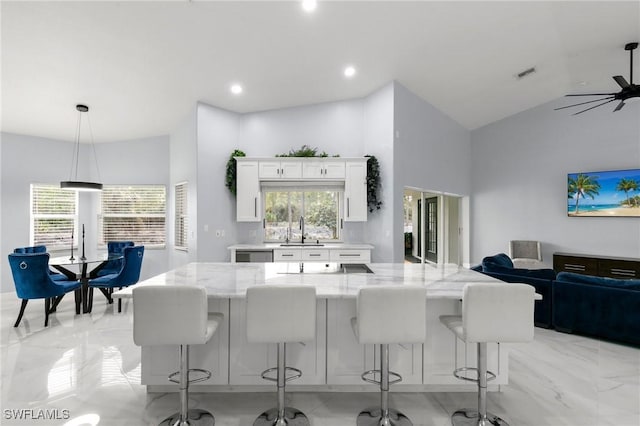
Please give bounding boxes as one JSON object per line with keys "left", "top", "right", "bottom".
{"left": 60, "top": 104, "right": 103, "bottom": 191}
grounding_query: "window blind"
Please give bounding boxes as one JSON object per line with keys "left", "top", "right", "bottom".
{"left": 30, "top": 184, "right": 78, "bottom": 249}
{"left": 175, "top": 182, "right": 188, "bottom": 250}
{"left": 100, "top": 185, "right": 166, "bottom": 247}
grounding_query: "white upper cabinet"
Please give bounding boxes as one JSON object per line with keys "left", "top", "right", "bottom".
{"left": 236, "top": 157, "right": 369, "bottom": 222}
{"left": 259, "top": 160, "right": 302, "bottom": 179}
{"left": 236, "top": 161, "right": 261, "bottom": 222}
{"left": 344, "top": 160, "right": 368, "bottom": 222}
{"left": 302, "top": 160, "right": 345, "bottom": 179}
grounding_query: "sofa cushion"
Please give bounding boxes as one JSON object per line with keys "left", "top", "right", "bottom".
{"left": 556, "top": 272, "right": 640, "bottom": 290}
{"left": 486, "top": 265, "right": 556, "bottom": 280}
{"left": 482, "top": 253, "right": 514, "bottom": 270}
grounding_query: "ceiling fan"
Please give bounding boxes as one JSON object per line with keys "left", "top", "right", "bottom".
{"left": 556, "top": 42, "right": 639, "bottom": 115}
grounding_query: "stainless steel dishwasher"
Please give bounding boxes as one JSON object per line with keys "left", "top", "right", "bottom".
{"left": 235, "top": 250, "right": 274, "bottom": 263}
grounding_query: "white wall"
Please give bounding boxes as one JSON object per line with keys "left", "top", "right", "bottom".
{"left": 0, "top": 132, "right": 170, "bottom": 292}
{"left": 470, "top": 99, "right": 640, "bottom": 266}
{"left": 393, "top": 82, "right": 471, "bottom": 263}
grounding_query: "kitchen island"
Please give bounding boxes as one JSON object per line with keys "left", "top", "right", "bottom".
{"left": 114, "top": 262, "right": 527, "bottom": 392}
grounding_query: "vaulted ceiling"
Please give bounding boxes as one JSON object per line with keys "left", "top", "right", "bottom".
{"left": 2, "top": 1, "right": 639, "bottom": 143}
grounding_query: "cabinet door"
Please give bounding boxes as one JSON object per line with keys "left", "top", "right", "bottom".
{"left": 344, "top": 161, "right": 368, "bottom": 221}
{"left": 323, "top": 161, "right": 345, "bottom": 179}
{"left": 259, "top": 161, "right": 281, "bottom": 179}
{"left": 302, "top": 161, "right": 324, "bottom": 179}
{"left": 236, "top": 161, "right": 261, "bottom": 222}
{"left": 326, "top": 299, "right": 375, "bottom": 385}
{"left": 229, "top": 299, "right": 326, "bottom": 385}
{"left": 281, "top": 161, "right": 302, "bottom": 179}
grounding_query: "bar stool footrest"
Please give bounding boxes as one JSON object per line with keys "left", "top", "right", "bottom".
{"left": 361, "top": 369, "right": 403, "bottom": 386}
{"left": 168, "top": 368, "right": 212, "bottom": 384}
{"left": 453, "top": 366, "right": 496, "bottom": 383}
{"left": 260, "top": 366, "right": 303, "bottom": 383}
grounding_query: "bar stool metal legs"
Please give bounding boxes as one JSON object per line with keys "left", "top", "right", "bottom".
{"left": 451, "top": 343, "right": 508, "bottom": 426}
{"left": 357, "top": 344, "right": 412, "bottom": 426}
{"left": 254, "top": 343, "right": 309, "bottom": 426}
{"left": 160, "top": 345, "right": 214, "bottom": 426}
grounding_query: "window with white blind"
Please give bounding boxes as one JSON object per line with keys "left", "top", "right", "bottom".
{"left": 174, "top": 182, "right": 188, "bottom": 250}
{"left": 99, "top": 185, "right": 166, "bottom": 247}
{"left": 30, "top": 184, "right": 78, "bottom": 250}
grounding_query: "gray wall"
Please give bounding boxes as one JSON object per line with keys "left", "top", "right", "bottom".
{"left": 169, "top": 106, "right": 198, "bottom": 268}
{"left": 362, "top": 83, "right": 395, "bottom": 262}
{"left": 196, "top": 103, "right": 240, "bottom": 262}
{"left": 393, "top": 82, "right": 472, "bottom": 263}
{"left": 0, "top": 132, "right": 170, "bottom": 292}
{"left": 470, "top": 99, "right": 640, "bottom": 266}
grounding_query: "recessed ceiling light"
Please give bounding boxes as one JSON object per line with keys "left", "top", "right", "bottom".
{"left": 344, "top": 66, "right": 356, "bottom": 78}
{"left": 302, "top": 0, "right": 317, "bottom": 12}
{"left": 230, "top": 84, "right": 243, "bottom": 95}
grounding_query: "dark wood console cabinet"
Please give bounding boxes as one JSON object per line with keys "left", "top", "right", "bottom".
{"left": 553, "top": 252, "right": 640, "bottom": 279}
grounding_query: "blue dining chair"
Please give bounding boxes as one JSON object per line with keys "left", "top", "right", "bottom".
{"left": 87, "top": 245, "right": 144, "bottom": 313}
{"left": 94, "top": 241, "right": 134, "bottom": 277}
{"left": 13, "top": 245, "right": 67, "bottom": 281}
{"left": 8, "top": 253, "right": 82, "bottom": 327}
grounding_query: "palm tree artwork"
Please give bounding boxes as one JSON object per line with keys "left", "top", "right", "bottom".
{"left": 616, "top": 178, "right": 639, "bottom": 207}
{"left": 568, "top": 174, "right": 601, "bottom": 214}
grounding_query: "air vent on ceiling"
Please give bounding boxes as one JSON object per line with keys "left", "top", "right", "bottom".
{"left": 516, "top": 67, "right": 537, "bottom": 80}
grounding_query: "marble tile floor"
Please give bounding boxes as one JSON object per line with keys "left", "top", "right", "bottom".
{"left": 1, "top": 293, "right": 639, "bottom": 426}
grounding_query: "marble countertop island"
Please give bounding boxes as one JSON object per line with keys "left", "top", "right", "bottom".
{"left": 113, "top": 262, "right": 511, "bottom": 300}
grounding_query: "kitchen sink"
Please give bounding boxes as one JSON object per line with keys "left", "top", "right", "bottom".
{"left": 279, "top": 243, "right": 325, "bottom": 247}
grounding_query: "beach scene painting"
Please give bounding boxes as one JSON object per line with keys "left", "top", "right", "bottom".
{"left": 568, "top": 168, "right": 640, "bottom": 217}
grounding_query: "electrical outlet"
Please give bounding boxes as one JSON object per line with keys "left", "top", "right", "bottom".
{"left": 220, "top": 229, "right": 225, "bottom": 237}
{"left": 204, "top": 224, "right": 209, "bottom": 232}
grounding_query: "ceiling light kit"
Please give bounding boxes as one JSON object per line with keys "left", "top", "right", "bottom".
{"left": 60, "top": 104, "right": 103, "bottom": 192}
{"left": 344, "top": 66, "right": 356, "bottom": 78}
{"left": 230, "top": 84, "right": 243, "bottom": 95}
{"left": 302, "top": 0, "right": 317, "bottom": 13}
{"left": 556, "top": 41, "right": 639, "bottom": 115}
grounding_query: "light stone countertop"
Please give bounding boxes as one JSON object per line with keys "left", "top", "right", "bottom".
{"left": 113, "top": 262, "right": 529, "bottom": 300}
{"left": 228, "top": 243, "right": 375, "bottom": 250}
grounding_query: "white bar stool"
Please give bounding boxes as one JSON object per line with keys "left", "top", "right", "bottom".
{"left": 439, "top": 283, "right": 534, "bottom": 426}
{"left": 133, "top": 285, "right": 224, "bottom": 426}
{"left": 246, "top": 285, "right": 317, "bottom": 426}
{"left": 351, "top": 286, "right": 427, "bottom": 426}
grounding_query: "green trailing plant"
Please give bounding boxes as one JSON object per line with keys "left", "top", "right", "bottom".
{"left": 276, "top": 145, "right": 340, "bottom": 158}
{"left": 225, "top": 149, "right": 246, "bottom": 196}
{"left": 365, "top": 155, "right": 382, "bottom": 212}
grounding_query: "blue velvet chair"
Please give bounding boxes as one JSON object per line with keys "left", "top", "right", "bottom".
{"left": 88, "top": 245, "right": 144, "bottom": 312}
{"left": 8, "top": 253, "right": 81, "bottom": 327}
{"left": 94, "top": 241, "right": 135, "bottom": 277}
{"left": 13, "top": 245, "right": 67, "bottom": 281}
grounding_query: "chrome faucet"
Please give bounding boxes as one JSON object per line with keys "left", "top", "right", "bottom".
{"left": 300, "top": 216, "right": 305, "bottom": 244}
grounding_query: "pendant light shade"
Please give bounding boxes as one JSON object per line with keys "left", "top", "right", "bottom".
{"left": 60, "top": 104, "right": 103, "bottom": 191}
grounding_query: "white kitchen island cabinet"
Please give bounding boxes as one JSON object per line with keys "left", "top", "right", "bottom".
{"left": 115, "top": 263, "right": 530, "bottom": 392}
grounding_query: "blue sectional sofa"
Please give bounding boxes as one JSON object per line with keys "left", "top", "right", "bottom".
{"left": 473, "top": 253, "right": 555, "bottom": 328}
{"left": 552, "top": 272, "right": 640, "bottom": 347}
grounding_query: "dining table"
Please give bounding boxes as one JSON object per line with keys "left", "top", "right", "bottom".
{"left": 49, "top": 254, "right": 123, "bottom": 313}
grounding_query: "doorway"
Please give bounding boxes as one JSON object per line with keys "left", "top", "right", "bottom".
{"left": 403, "top": 187, "right": 464, "bottom": 265}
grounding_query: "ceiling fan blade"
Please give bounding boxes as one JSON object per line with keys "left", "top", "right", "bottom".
{"left": 565, "top": 93, "right": 617, "bottom": 97}
{"left": 554, "top": 96, "right": 614, "bottom": 111}
{"left": 613, "top": 75, "right": 630, "bottom": 88}
{"left": 613, "top": 100, "right": 625, "bottom": 111}
{"left": 572, "top": 99, "right": 616, "bottom": 115}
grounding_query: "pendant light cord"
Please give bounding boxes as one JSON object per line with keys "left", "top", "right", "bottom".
{"left": 68, "top": 107, "right": 102, "bottom": 182}
{"left": 86, "top": 113, "right": 102, "bottom": 182}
